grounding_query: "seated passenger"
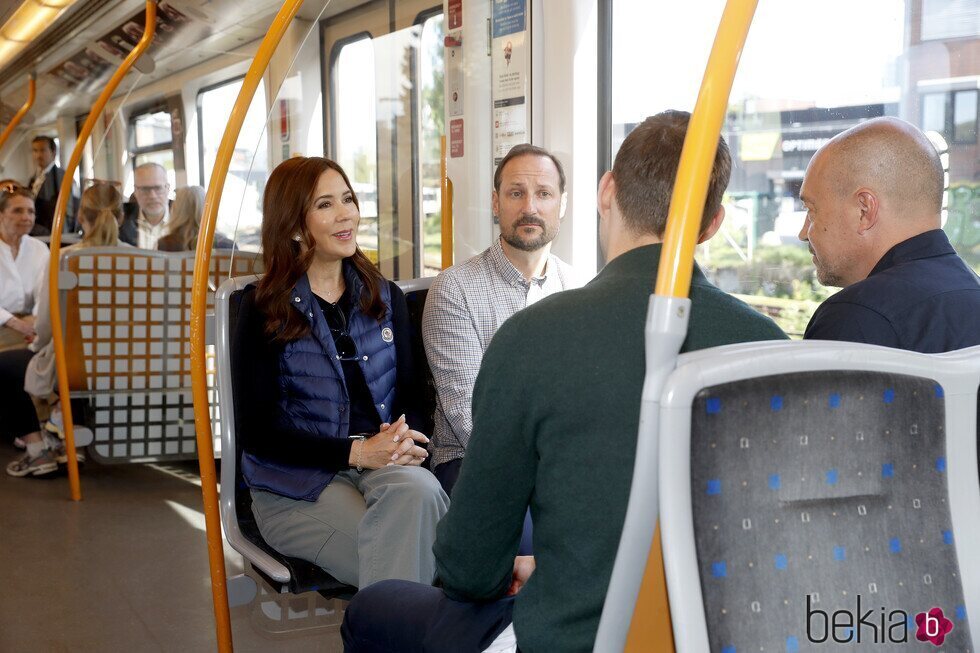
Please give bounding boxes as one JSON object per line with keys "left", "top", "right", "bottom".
{"left": 799, "top": 117, "right": 980, "bottom": 352}
{"left": 341, "top": 112, "right": 788, "bottom": 653}
{"left": 4, "top": 183, "right": 127, "bottom": 476}
{"left": 235, "top": 156, "right": 448, "bottom": 588}
{"left": 423, "top": 144, "right": 579, "bottom": 495}
{"left": 0, "top": 188, "right": 47, "bottom": 353}
{"left": 156, "top": 186, "right": 234, "bottom": 251}
{"left": 119, "top": 162, "right": 171, "bottom": 249}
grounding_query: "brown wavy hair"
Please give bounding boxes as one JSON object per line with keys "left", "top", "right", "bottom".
{"left": 255, "top": 156, "right": 385, "bottom": 342}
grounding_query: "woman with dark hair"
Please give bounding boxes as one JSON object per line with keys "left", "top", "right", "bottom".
{"left": 236, "top": 156, "right": 447, "bottom": 588}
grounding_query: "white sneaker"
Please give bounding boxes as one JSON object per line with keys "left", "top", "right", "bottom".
{"left": 6, "top": 450, "right": 58, "bottom": 477}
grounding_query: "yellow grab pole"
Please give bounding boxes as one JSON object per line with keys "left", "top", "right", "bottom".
{"left": 0, "top": 74, "right": 36, "bottom": 154}
{"left": 48, "top": 0, "right": 158, "bottom": 503}
{"left": 190, "top": 1, "right": 303, "bottom": 650}
{"left": 627, "top": 1, "right": 758, "bottom": 650}
{"left": 440, "top": 135, "right": 454, "bottom": 269}
{"left": 654, "top": 0, "right": 758, "bottom": 299}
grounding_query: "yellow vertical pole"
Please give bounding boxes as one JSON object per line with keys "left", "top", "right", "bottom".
{"left": 47, "top": 0, "right": 158, "bottom": 503}
{"left": 626, "top": 0, "right": 758, "bottom": 650}
{"left": 440, "top": 135, "right": 453, "bottom": 269}
{"left": 0, "top": 74, "right": 36, "bottom": 154}
{"left": 189, "top": 1, "right": 303, "bottom": 650}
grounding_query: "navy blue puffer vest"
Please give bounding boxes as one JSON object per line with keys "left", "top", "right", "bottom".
{"left": 242, "top": 263, "right": 396, "bottom": 500}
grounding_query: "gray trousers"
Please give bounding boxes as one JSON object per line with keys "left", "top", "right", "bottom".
{"left": 250, "top": 465, "right": 449, "bottom": 589}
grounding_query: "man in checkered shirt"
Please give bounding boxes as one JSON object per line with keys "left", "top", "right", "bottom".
{"left": 422, "top": 144, "right": 580, "bottom": 496}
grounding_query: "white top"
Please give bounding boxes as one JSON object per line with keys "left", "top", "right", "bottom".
{"left": 0, "top": 235, "right": 49, "bottom": 325}
{"left": 137, "top": 205, "right": 171, "bottom": 250}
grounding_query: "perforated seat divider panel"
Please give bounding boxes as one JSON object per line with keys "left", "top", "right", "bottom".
{"left": 60, "top": 249, "right": 264, "bottom": 463}
{"left": 691, "top": 371, "right": 971, "bottom": 651}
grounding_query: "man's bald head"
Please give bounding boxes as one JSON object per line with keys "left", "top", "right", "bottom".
{"left": 799, "top": 118, "right": 945, "bottom": 288}
{"left": 813, "top": 117, "right": 943, "bottom": 219}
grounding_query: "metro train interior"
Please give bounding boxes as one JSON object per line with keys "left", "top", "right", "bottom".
{"left": 0, "top": 0, "right": 977, "bottom": 651}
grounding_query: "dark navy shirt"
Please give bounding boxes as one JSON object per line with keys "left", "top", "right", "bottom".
{"left": 804, "top": 229, "right": 980, "bottom": 353}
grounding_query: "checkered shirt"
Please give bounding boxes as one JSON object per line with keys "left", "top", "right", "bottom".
{"left": 422, "top": 238, "right": 579, "bottom": 468}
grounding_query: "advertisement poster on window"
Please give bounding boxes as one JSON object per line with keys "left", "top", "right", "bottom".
{"left": 491, "top": 0, "right": 529, "bottom": 165}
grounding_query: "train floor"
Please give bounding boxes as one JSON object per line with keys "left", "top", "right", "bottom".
{"left": 0, "top": 450, "right": 346, "bottom": 652}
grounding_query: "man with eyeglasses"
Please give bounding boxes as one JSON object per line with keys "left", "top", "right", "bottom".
{"left": 121, "top": 162, "right": 171, "bottom": 249}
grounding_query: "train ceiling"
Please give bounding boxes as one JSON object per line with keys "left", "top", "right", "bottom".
{"left": 0, "top": 0, "right": 368, "bottom": 125}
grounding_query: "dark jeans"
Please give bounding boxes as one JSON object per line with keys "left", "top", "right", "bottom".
{"left": 0, "top": 348, "right": 39, "bottom": 443}
{"left": 434, "top": 458, "right": 534, "bottom": 556}
{"left": 342, "top": 579, "right": 515, "bottom": 653}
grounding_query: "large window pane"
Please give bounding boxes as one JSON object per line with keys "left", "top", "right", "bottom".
{"left": 611, "top": 0, "right": 979, "bottom": 336}
{"left": 334, "top": 37, "right": 379, "bottom": 257}
{"left": 198, "top": 77, "right": 268, "bottom": 249}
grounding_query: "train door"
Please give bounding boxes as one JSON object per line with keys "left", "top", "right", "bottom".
{"left": 322, "top": 1, "right": 445, "bottom": 280}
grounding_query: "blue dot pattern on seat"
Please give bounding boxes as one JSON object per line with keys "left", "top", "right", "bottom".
{"left": 689, "top": 371, "right": 970, "bottom": 651}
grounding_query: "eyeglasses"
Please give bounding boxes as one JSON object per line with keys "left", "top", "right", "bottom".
{"left": 135, "top": 184, "right": 169, "bottom": 195}
{"left": 322, "top": 302, "right": 359, "bottom": 361}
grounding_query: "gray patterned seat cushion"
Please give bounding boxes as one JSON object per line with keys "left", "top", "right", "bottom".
{"left": 691, "top": 371, "right": 971, "bottom": 651}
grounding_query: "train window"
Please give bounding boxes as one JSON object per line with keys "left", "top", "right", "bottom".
{"left": 326, "top": 2, "right": 446, "bottom": 280}
{"left": 128, "top": 106, "right": 176, "bottom": 195}
{"left": 333, "top": 36, "right": 380, "bottom": 256}
{"left": 609, "top": 0, "right": 980, "bottom": 337}
{"left": 197, "top": 77, "right": 269, "bottom": 248}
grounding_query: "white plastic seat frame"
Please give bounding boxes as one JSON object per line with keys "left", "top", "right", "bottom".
{"left": 658, "top": 341, "right": 980, "bottom": 652}
{"left": 215, "top": 274, "right": 434, "bottom": 598}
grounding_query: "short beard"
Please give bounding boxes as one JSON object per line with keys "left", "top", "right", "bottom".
{"left": 501, "top": 217, "right": 555, "bottom": 252}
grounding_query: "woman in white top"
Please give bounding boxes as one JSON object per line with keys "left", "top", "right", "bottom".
{"left": 4, "top": 183, "right": 125, "bottom": 476}
{"left": 0, "top": 188, "right": 48, "bottom": 352}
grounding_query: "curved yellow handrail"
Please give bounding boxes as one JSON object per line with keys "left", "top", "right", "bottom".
{"left": 0, "top": 74, "right": 36, "bottom": 154}
{"left": 626, "top": 1, "right": 758, "bottom": 650}
{"left": 654, "top": 0, "right": 758, "bottom": 299}
{"left": 48, "top": 0, "right": 157, "bottom": 503}
{"left": 440, "top": 135, "right": 454, "bottom": 269}
{"left": 190, "top": 1, "right": 304, "bottom": 650}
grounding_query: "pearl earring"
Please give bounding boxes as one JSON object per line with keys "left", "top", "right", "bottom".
{"left": 292, "top": 233, "right": 302, "bottom": 242}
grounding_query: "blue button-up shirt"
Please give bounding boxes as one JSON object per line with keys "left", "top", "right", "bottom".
{"left": 804, "top": 229, "right": 980, "bottom": 353}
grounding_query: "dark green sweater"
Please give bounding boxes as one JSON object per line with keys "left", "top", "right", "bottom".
{"left": 432, "top": 244, "right": 788, "bottom": 653}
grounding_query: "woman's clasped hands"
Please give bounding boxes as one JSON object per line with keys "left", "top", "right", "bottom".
{"left": 349, "top": 414, "right": 430, "bottom": 470}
